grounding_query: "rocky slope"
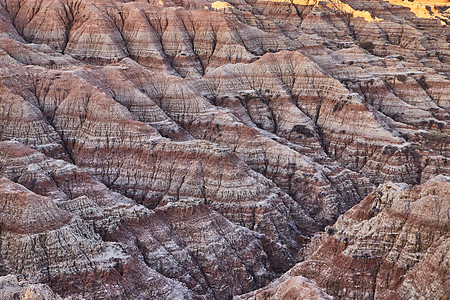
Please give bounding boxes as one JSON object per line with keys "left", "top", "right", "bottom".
{"left": 0, "top": 0, "right": 448, "bottom": 299}
{"left": 0, "top": 275, "right": 64, "bottom": 300}
{"left": 241, "top": 175, "right": 449, "bottom": 300}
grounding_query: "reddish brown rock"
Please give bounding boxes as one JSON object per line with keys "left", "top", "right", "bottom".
{"left": 0, "top": 177, "right": 196, "bottom": 299}
{"left": 236, "top": 275, "right": 333, "bottom": 300}
{"left": 0, "top": 0, "right": 448, "bottom": 299}
{"left": 0, "top": 141, "right": 295, "bottom": 299}
{"left": 249, "top": 176, "right": 449, "bottom": 300}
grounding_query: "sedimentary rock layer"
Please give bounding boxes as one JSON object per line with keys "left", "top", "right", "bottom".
{"left": 244, "top": 176, "right": 449, "bottom": 300}
{"left": 0, "top": 0, "right": 448, "bottom": 299}
{"left": 0, "top": 275, "right": 63, "bottom": 300}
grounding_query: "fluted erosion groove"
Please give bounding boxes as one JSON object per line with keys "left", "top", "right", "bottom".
{"left": 239, "top": 176, "right": 450, "bottom": 300}
{"left": 0, "top": 0, "right": 448, "bottom": 299}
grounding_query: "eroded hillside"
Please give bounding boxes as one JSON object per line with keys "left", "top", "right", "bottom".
{"left": 0, "top": 0, "right": 448, "bottom": 299}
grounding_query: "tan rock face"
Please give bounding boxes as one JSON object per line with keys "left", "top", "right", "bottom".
{"left": 235, "top": 275, "right": 333, "bottom": 300}
{"left": 0, "top": 275, "right": 63, "bottom": 300}
{"left": 0, "top": 0, "right": 448, "bottom": 299}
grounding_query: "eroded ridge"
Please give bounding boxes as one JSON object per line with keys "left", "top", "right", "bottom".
{"left": 241, "top": 176, "right": 449, "bottom": 300}
{"left": 0, "top": 0, "right": 448, "bottom": 299}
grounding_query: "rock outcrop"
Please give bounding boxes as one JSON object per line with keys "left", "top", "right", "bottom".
{"left": 235, "top": 275, "right": 333, "bottom": 300}
{"left": 245, "top": 176, "right": 449, "bottom": 299}
{"left": 0, "top": 141, "right": 296, "bottom": 299}
{"left": 0, "top": 275, "right": 63, "bottom": 300}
